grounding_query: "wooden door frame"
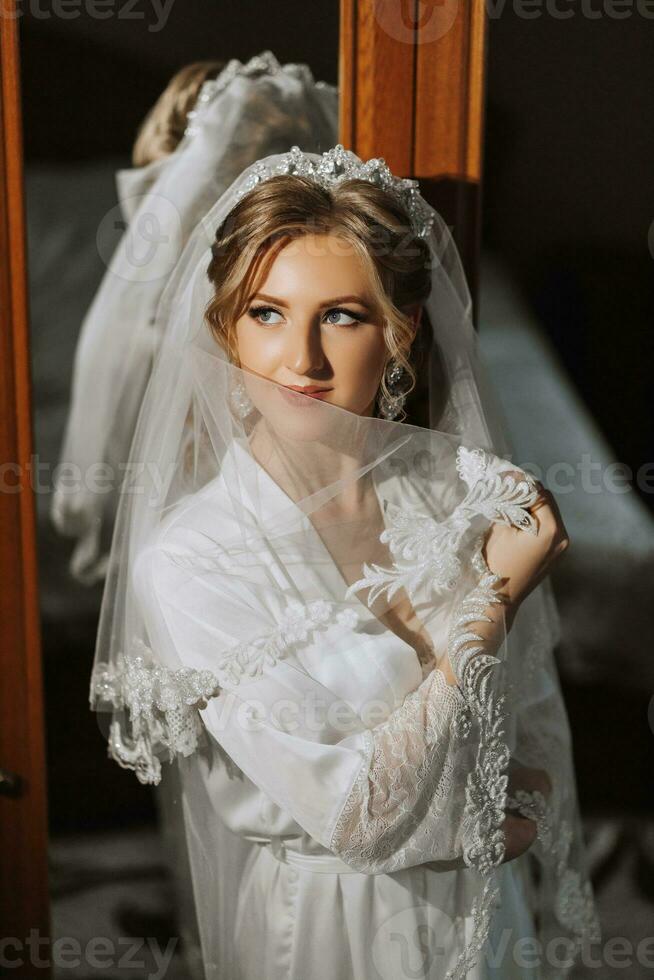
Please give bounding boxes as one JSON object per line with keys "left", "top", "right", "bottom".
{"left": 339, "top": 0, "right": 488, "bottom": 318}
{"left": 0, "top": 2, "right": 51, "bottom": 974}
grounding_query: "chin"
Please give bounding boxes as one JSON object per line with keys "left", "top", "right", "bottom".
{"left": 246, "top": 379, "right": 369, "bottom": 445}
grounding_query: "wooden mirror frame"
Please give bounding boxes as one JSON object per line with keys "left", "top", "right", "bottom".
{"left": 0, "top": 4, "right": 50, "bottom": 974}
{"left": 340, "top": 0, "right": 487, "bottom": 315}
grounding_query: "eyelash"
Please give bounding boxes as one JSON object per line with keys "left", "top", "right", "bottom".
{"left": 247, "top": 305, "right": 365, "bottom": 327}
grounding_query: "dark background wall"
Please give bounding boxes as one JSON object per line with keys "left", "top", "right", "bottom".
{"left": 20, "top": 0, "right": 339, "bottom": 162}
{"left": 483, "top": 9, "right": 654, "bottom": 498}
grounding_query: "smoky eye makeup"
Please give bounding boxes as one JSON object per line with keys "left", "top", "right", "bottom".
{"left": 247, "top": 305, "right": 283, "bottom": 324}
{"left": 247, "top": 304, "right": 368, "bottom": 327}
{"left": 323, "top": 307, "right": 366, "bottom": 325}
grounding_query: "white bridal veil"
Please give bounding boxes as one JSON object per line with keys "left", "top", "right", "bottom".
{"left": 89, "top": 144, "right": 600, "bottom": 979}
{"left": 51, "top": 51, "right": 337, "bottom": 584}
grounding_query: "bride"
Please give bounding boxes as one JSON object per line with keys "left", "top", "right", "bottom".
{"left": 90, "top": 145, "right": 600, "bottom": 979}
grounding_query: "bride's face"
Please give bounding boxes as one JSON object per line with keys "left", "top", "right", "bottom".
{"left": 234, "top": 233, "right": 392, "bottom": 418}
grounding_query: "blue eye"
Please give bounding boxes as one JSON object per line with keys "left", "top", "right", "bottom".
{"left": 247, "top": 305, "right": 365, "bottom": 327}
{"left": 248, "top": 305, "right": 283, "bottom": 325}
{"left": 324, "top": 308, "right": 364, "bottom": 327}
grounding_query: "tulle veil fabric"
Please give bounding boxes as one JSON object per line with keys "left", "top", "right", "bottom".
{"left": 88, "top": 145, "right": 600, "bottom": 979}
{"left": 50, "top": 50, "right": 338, "bottom": 585}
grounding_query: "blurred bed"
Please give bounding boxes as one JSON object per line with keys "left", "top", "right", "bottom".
{"left": 479, "top": 254, "right": 654, "bottom": 696}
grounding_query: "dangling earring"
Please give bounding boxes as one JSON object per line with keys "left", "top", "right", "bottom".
{"left": 230, "top": 375, "right": 254, "bottom": 419}
{"left": 377, "top": 361, "right": 408, "bottom": 420}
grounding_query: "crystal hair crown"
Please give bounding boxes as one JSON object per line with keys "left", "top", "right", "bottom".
{"left": 184, "top": 50, "right": 333, "bottom": 140}
{"left": 234, "top": 144, "right": 435, "bottom": 240}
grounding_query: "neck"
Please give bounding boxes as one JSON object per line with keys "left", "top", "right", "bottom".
{"left": 247, "top": 417, "right": 378, "bottom": 517}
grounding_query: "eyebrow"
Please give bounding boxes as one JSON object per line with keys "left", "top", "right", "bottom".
{"left": 249, "top": 292, "right": 372, "bottom": 309}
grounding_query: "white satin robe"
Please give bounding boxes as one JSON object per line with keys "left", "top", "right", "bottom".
{"left": 133, "top": 438, "right": 541, "bottom": 980}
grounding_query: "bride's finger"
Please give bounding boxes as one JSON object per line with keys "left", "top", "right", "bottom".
{"left": 526, "top": 480, "right": 550, "bottom": 512}
{"left": 501, "top": 813, "right": 538, "bottom": 862}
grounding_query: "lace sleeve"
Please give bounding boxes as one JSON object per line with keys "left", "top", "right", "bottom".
{"left": 329, "top": 664, "right": 470, "bottom": 873}
{"left": 330, "top": 536, "right": 509, "bottom": 875}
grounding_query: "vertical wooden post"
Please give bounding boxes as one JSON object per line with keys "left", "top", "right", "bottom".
{"left": 339, "top": 0, "right": 488, "bottom": 318}
{"left": 0, "top": 2, "right": 51, "bottom": 973}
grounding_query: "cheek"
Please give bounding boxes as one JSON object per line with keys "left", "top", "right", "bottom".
{"left": 330, "top": 330, "right": 387, "bottom": 390}
{"left": 234, "top": 321, "right": 276, "bottom": 369}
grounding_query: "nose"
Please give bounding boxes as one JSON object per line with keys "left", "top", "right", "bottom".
{"left": 284, "top": 316, "right": 326, "bottom": 377}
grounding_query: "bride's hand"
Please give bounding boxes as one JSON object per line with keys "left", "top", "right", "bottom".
{"left": 501, "top": 813, "right": 539, "bottom": 862}
{"left": 507, "top": 759, "right": 552, "bottom": 800}
{"left": 501, "top": 762, "right": 552, "bottom": 863}
{"left": 483, "top": 473, "right": 569, "bottom": 623}
{"left": 422, "top": 764, "right": 552, "bottom": 872}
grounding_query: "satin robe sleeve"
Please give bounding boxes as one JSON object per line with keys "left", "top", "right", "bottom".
{"left": 133, "top": 518, "right": 482, "bottom": 875}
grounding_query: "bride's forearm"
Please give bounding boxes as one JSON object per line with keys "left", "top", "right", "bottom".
{"left": 438, "top": 597, "right": 512, "bottom": 687}
{"left": 439, "top": 560, "right": 516, "bottom": 689}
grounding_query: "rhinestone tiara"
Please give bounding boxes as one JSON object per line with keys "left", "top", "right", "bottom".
{"left": 234, "top": 144, "right": 435, "bottom": 239}
{"left": 184, "top": 50, "right": 333, "bottom": 140}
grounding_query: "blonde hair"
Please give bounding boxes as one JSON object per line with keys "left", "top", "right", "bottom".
{"left": 205, "top": 175, "right": 432, "bottom": 413}
{"left": 132, "top": 60, "right": 225, "bottom": 167}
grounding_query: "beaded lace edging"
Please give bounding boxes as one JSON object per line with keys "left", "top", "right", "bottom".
{"left": 91, "top": 600, "right": 358, "bottom": 785}
{"left": 506, "top": 789, "right": 601, "bottom": 953}
{"left": 91, "top": 637, "right": 221, "bottom": 785}
{"left": 345, "top": 446, "right": 539, "bottom": 605}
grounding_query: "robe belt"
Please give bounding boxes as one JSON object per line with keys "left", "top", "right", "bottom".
{"left": 257, "top": 835, "right": 360, "bottom": 874}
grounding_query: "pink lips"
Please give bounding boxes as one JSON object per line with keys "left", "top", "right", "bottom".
{"left": 279, "top": 385, "right": 333, "bottom": 406}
